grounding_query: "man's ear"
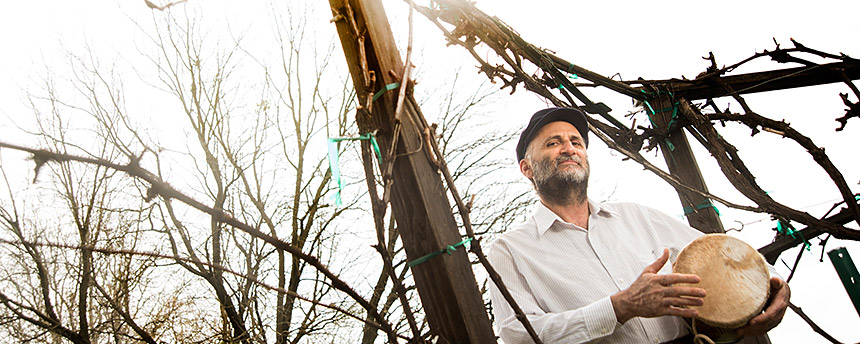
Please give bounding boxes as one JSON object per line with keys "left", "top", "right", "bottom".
{"left": 519, "top": 158, "right": 534, "bottom": 179}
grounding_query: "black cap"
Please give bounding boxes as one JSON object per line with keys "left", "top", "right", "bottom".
{"left": 515, "top": 107, "right": 589, "bottom": 161}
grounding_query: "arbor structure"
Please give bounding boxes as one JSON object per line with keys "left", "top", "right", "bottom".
{"left": 328, "top": 0, "right": 860, "bottom": 342}
{"left": 0, "top": 0, "right": 858, "bottom": 343}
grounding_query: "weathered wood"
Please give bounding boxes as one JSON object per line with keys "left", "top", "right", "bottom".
{"left": 759, "top": 202, "right": 859, "bottom": 264}
{"left": 637, "top": 60, "right": 860, "bottom": 101}
{"left": 328, "top": 0, "right": 496, "bottom": 342}
{"left": 648, "top": 95, "right": 725, "bottom": 234}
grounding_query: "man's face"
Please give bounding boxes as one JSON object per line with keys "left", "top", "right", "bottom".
{"left": 520, "top": 121, "right": 589, "bottom": 203}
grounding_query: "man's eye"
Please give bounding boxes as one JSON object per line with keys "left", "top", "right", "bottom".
{"left": 547, "top": 142, "right": 558, "bottom": 147}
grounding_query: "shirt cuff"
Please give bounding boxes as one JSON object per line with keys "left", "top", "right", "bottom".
{"left": 582, "top": 296, "right": 619, "bottom": 339}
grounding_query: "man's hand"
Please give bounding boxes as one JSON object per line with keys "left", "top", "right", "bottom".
{"left": 736, "top": 277, "right": 790, "bottom": 336}
{"left": 611, "top": 248, "right": 706, "bottom": 324}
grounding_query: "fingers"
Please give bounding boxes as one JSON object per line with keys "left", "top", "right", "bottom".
{"left": 663, "top": 286, "right": 706, "bottom": 299}
{"left": 643, "top": 248, "right": 670, "bottom": 274}
{"left": 616, "top": 252, "right": 708, "bottom": 322}
{"left": 763, "top": 278, "right": 789, "bottom": 315}
{"left": 737, "top": 312, "right": 776, "bottom": 336}
{"left": 737, "top": 278, "right": 790, "bottom": 336}
{"left": 662, "top": 296, "right": 704, "bottom": 308}
{"left": 770, "top": 277, "right": 791, "bottom": 301}
{"left": 659, "top": 273, "right": 701, "bottom": 286}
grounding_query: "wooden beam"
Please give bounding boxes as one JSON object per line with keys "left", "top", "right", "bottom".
{"left": 647, "top": 95, "right": 725, "bottom": 234}
{"left": 635, "top": 60, "right": 860, "bottom": 100}
{"left": 642, "top": 61, "right": 860, "bottom": 234}
{"left": 759, "top": 202, "right": 859, "bottom": 264}
{"left": 328, "top": 0, "right": 496, "bottom": 342}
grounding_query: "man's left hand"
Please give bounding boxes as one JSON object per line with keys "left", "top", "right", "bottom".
{"left": 736, "top": 277, "right": 791, "bottom": 336}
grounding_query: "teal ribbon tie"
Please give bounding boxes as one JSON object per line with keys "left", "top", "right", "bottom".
{"left": 327, "top": 140, "right": 344, "bottom": 206}
{"left": 327, "top": 133, "right": 383, "bottom": 206}
{"left": 408, "top": 237, "right": 473, "bottom": 268}
{"left": 559, "top": 73, "right": 579, "bottom": 89}
{"left": 642, "top": 95, "right": 680, "bottom": 152}
{"left": 683, "top": 200, "right": 720, "bottom": 217}
{"left": 776, "top": 220, "right": 810, "bottom": 251}
{"left": 372, "top": 82, "right": 401, "bottom": 102}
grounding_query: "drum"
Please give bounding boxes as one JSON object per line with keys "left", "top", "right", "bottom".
{"left": 672, "top": 234, "right": 770, "bottom": 343}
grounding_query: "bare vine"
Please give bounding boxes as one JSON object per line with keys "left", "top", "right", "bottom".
{"left": 415, "top": 0, "right": 859, "bottom": 243}
{"left": 410, "top": 1, "right": 859, "bottom": 342}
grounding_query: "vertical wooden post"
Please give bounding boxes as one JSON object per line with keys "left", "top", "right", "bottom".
{"left": 648, "top": 93, "right": 725, "bottom": 234}
{"left": 328, "top": 0, "right": 496, "bottom": 342}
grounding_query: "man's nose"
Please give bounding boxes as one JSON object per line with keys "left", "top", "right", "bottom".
{"left": 559, "top": 141, "right": 576, "bottom": 155}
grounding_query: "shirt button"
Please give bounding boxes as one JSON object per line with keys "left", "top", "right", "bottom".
{"left": 616, "top": 278, "right": 624, "bottom": 284}
{"left": 601, "top": 328, "right": 608, "bottom": 334}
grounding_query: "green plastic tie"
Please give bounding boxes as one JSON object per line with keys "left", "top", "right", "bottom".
{"left": 642, "top": 95, "right": 680, "bottom": 151}
{"left": 682, "top": 199, "right": 720, "bottom": 217}
{"left": 665, "top": 139, "right": 676, "bottom": 151}
{"left": 643, "top": 99, "right": 657, "bottom": 116}
{"left": 776, "top": 220, "right": 811, "bottom": 251}
{"left": 665, "top": 101, "right": 680, "bottom": 130}
{"left": 327, "top": 133, "right": 382, "bottom": 206}
{"left": 776, "top": 220, "right": 795, "bottom": 238}
{"left": 407, "top": 237, "right": 473, "bottom": 268}
{"left": 559, "top": 73, "right": 579, "bottom": 89}
{"left": 372, "top": 82, "right": 401, "bottom": 102}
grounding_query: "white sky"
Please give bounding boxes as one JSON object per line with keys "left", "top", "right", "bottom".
{"left": 1, "top": 0, "right": 859, "bottom": 343}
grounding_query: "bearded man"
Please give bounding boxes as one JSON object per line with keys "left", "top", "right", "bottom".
{"left": 487, "top": 108, "right": 790, "bottom": 344}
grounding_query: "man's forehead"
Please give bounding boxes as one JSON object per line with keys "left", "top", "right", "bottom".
{"left": 534, "top": 121, "right": 583, "bottom": 139}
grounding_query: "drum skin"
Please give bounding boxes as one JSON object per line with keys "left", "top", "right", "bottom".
{"left": 672, "top": 234, "right": 770, "bottom": 329}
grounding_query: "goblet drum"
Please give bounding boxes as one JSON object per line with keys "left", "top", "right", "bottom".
{"left": 672, "top": 234, "right": 770, "bottom": 343}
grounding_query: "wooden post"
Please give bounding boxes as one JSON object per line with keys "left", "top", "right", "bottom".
{"left": 645, "top": 61, "right": 860, "bottom": 101}
{"left": 648, "top": 93, "right": 725, "bottom": 234}
{"left": 328, "top": 0, "right": 496, "bottom": 342}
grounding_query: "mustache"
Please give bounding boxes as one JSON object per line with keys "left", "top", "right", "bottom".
{"left": 556, "top": 155, "right": 582, "bottom": 165}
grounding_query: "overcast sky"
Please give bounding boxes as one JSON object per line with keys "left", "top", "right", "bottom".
{"left": 1, "top": 1, "right": 859, "bottom": 343}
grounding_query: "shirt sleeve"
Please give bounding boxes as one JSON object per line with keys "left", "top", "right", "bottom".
{"left": 488, "top": 239, "right": 621, "bottom": 344}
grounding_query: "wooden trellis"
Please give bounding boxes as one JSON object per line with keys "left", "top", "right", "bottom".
{"left": 329, "top": 0, "right": 860, "bottom": 342}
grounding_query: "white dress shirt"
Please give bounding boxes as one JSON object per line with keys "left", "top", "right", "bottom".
{"left": 488, "top": 200, "right": 704, "bottom": 344}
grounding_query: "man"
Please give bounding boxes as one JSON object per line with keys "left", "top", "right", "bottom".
{"left": 488, "top": 108, "right": 790, "bottom": 344}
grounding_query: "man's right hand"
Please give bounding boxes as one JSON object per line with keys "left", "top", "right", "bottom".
{"left": 610, "top": 248, "right": 706, "bottom": 324}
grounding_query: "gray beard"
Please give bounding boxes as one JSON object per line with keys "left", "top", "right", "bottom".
{"left": 532, "top": 155, "right": 589, "bottom": 205}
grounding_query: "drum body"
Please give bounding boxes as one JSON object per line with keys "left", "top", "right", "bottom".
{"left": 673, "top": 234, "right": 770, "bottom": 343}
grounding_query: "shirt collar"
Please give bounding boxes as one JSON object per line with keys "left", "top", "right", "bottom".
{"left": 532, "top": 199, "right": 616, "bottom": 236}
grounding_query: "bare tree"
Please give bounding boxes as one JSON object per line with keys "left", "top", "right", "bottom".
{"left": 0, "top": 2, "right": 561, "bottom": 344}
{"left": 0, "top": 2, "right": 368, "bottom": 343}
{"left": 134, "top": 4, "right": 364, "bottom": 342}
{"left": 0, "top": 65, "right": 166, "bottom": 343}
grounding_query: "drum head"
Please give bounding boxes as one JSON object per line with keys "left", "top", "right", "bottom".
{"left": 672, "top": 234, "right": 770, "bottom": 329}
